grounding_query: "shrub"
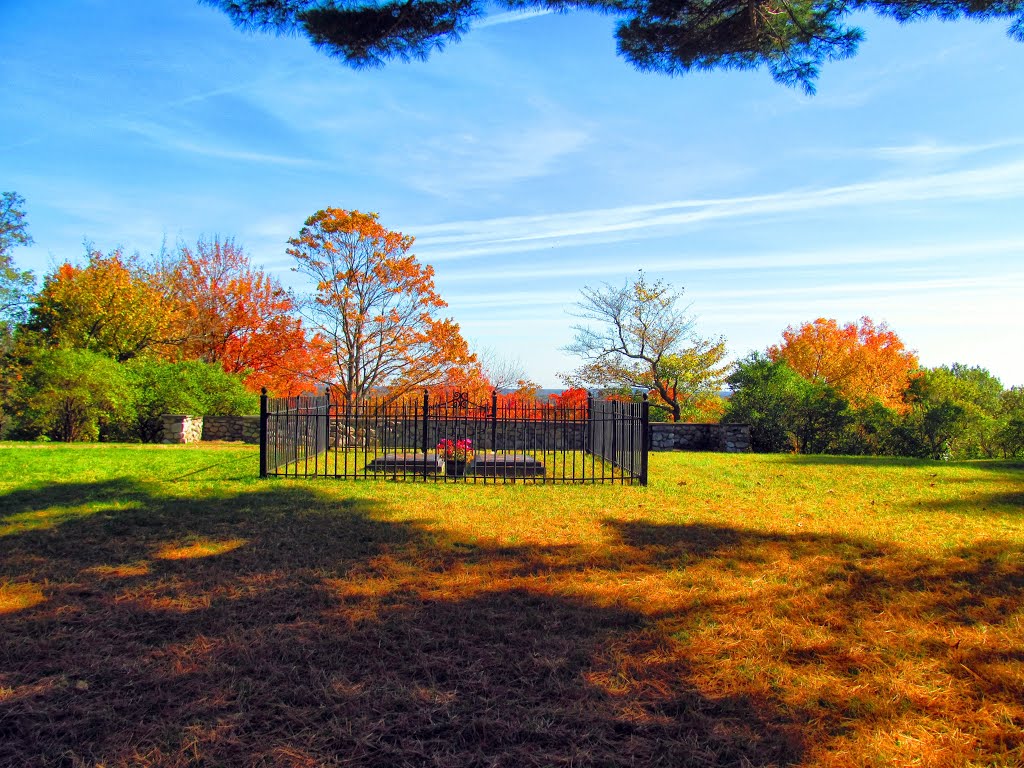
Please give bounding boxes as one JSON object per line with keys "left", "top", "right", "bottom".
{"left": 120, "top": 359, "right": 258, "bottom": 442}
{"left": 8, "top": 348, "right": 132, "bottom": 441}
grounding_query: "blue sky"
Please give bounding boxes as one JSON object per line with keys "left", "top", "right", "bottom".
{"left": 3, "top": 0, "right": 1023, "bottom": 387}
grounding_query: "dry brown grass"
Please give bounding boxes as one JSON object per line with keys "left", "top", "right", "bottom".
{"left": 0, "top": 444, "right": 1021, "bottom": 767}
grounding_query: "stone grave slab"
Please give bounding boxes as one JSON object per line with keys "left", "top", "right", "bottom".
{"left": 469, "top": 452, "right": 546, "bottom": 478}
{"left": 365, "top": 452, "right": 444, "bottom": 475}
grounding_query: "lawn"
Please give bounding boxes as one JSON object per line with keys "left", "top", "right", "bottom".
{"left": 1, "top": 443, "right": 1022, "bottom": 767}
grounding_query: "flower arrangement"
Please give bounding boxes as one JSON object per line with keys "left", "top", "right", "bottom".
{"left": 437, "top": 438, "right": 473, "bottom": 462}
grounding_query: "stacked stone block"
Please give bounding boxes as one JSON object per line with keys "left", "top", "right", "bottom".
{"left": 649, "top": 423, "right": 751, "bottom": 452}
{"left": 201, "top": 415, "right": 261, "bottom": 444}
{"left": 161, "top": 415, "right": 204, "bottom": 444}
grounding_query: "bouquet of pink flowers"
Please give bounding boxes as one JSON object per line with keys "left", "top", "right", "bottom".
{"left": 437, "top": 438, "right": 473, "bottom": 462}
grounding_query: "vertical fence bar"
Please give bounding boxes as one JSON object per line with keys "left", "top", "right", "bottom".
{"left": 259, "top": 390, "right": 648, "bottom": 485}
{"left": 342, "top": 397, "right": 350, "bottom": 479}
{"left": 273, "top": 397, "right": 281, "bottom": 476}
{"left": 490, "top": 390, "right": 498, "bottom": 485}
{"left": 590, "top": 399, "right": 596, "bottom": 484}
{"left": 421, "top": 389, "right": 430, "bottom": 481}
{"left": 259, "top": 388, "right": 268, "bottom": 478}
{"left": 330, "top": 390, "right": 337, "bottom": 478}
{"left": 640, "top": 394, "right": 650, "bottom": 486}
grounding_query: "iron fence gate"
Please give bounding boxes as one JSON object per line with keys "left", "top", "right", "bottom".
{"left": 260, "top": 389, "right": 648, "bottom": 484}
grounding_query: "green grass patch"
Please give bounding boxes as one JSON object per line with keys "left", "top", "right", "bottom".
{"left": 271, "top": 447, "right": 635, "bottom": 483}
{"left": 1, "top": 443, "right": 1022, "bottom": 766}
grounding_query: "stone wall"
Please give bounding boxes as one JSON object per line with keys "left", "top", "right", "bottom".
{"left": 163, "top": 414, "right": 751, "bottom": 452}
{"left": 328, "top": 418, "right": 588, "bottom": 452}
{"left": 161, "top": 415, "right": 204, "bottom": 444}
{"left": 649, "top": 423, "right": 751, "bottom": 452}
{"left": 717, "top": 424, "right": 752, "bottom": 453}
{"left": 202, "top": 415, "right": 261, "bottom": 444}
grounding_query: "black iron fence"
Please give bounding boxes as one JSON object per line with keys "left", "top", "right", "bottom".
{"left": 260, "top": 390, "right": 649, "bottom": 484}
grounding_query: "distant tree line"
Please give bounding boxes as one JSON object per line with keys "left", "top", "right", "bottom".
{"left": 0, "top": 197, "right": 504, "bottom": 442}
{"left": 3, "top": 192, "right": 1020, "bottom": 455}
{"left": 723, "top": 319, "right": 1024, "bottom": 459}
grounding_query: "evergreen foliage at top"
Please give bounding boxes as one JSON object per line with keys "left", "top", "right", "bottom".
{"left": 203, "top": 0, "right": 1024, "bottom": 92}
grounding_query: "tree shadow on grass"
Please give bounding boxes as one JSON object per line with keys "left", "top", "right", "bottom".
{"left": 608, "top": 520, "right": 1024, "bottom": 762}
{"left": 0, "top": 480, "right": 802, "bottom": 767}
{"left": 910, "top": 490, "right": 1024, "bottom": 514}
{"left": 778, "top": 454, "right": 1024, "bottom": 473}
{"left": 1, "top": 480, "right": 1022, "bottom": 766}
{"left": 773, "top": 454, "right": 1024, "bottom": 516}
{"left": 0, "top": 479, "right": 142, "bottom": 518}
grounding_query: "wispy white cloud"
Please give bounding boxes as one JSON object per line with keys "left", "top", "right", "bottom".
{"left": 475, "top": 8, "right": 557, "bottom": 27}
{"left": 413, "top": 158, "right": 1024, "bottom": 259}
{"left": 476, "top": 8, "right": 556, "bottom": 27}
{"left": 121, "top": 120, "right": 313, "bottom": 167}
{"left": 700, "top": 271, "right": 1024, "bottom": 303}
{"left": 809, "top": 138, "right": 1024, "bottom": 162}
{"left": 445, "top": 270, "right": 1024, "bottom": 313}
{"left": 871, "top": 139, "right": 1023, "bottom": 160}
{"left": 404, "top": 125, "right": 590, "bottom": 197}
{"left": 435, "top": 237, "right": 1024, "bottom": 282}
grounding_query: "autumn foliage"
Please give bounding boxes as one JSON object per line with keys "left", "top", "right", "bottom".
{"left": 769, "top": 316, "right": 919, "bottom": 411}
{"left": 564, "top": 274, "right": 729, "bottom": 422}
{"left": 288, "top": 208, "right": 475, "bottom": 403}
{"left": 164, "top": 238, "right": 331, "bottom": 396}
{"left": 29, "top": 250, "right": 176, "bottom": 362}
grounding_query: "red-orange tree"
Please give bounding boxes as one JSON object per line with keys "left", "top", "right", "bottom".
{"left": 768, "top": 316, "right": 918, "bottom": 411}
{"left": 165, "top": 238, "right": 331, "bottom": 396}
{"left": 288, "top": 209, "right": 475, "bottom": 402}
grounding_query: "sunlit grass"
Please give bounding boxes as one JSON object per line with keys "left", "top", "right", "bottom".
{"left": 274, "top": 448, "right": 634, "bottom": 483}
{"left": 0, "top": 442, "right": 1021, "bottom": 766}
{"left": 154, "top": 538, "right": 248, "bottom": 560}
{"left": 83, "top": 562, "right": 150, "bottom": 578}
{"left": 0, "top": 581, "right": 46, "bottom": 614}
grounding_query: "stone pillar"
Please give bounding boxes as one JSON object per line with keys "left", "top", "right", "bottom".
{"left": 161, "top": 415, "right": 204, "bottom": 444}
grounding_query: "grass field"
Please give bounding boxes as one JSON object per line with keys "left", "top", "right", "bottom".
{"left": 1, "top": 443, "right": 1022, "bottom": 767}
{"left": 271, "top": 448, "right": 636, "bottom": 483}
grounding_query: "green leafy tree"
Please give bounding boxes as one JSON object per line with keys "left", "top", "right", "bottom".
{"left": 998, "top": 386, "right": 1024, "bottom": 458}
{"left": 724, "top": 354, "right": 807, "bottom": 451}
{"left": 0, "top": 191, "right": 36, "bottom": 338}
{"left": 203, "top": 0, "right": 1024, "bottom": 93}
{"left": 120, "top": 358, "right": 259, "bottom": 442}
{"left": 563, "top": 273, "right": 729, "bottom": 422}
{"left": 919, "top": 365, "right": 1005, "bottom": 458}
{"left": 9, "top": 348, "right": 132, "bottom": 442}
{"left": 724, "top": 353, "right": 852, "bottom": 452}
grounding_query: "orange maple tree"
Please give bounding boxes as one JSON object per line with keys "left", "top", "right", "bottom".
{"left": 422, "top": 362, "right": 494, "bottom": 409}
{"left": 164, "top": 238, "right": 331, "bottom": 396}
{"left": 30, "top": 250, "right": 177, "bottom": 361}
{"left": 288, "top": 208, "right": 475, "bottom": 403}
{"left": 768, "top": 316, "right": 919, "bottom": 411}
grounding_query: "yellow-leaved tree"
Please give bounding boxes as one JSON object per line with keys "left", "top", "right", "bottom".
{"left": 28, "top": 249, "right": 177, "bottom": 362}
{"left": 768, "top": 316, "right": 919, "bottom": 411}
{"left": 562, "top": 273, "right": 729, "bottom": 422}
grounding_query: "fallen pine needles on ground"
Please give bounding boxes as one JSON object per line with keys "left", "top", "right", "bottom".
{"left": 1, "top": 444, "right": 1022, "bottom": 767}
